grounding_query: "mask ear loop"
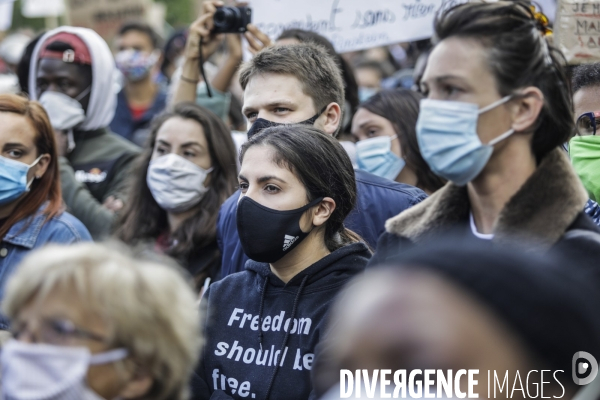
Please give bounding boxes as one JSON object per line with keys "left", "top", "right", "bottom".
{"left": 199, "top": 37, "right": 213, "bottom": 98}
{"left": 25, "top": 155, "right": 45, "bottom": 190}
{"left": 487, "top": 128, "right": 516, "bottom": 146}
{"left": 89, "top": 348, "right": 129, "bottom": 365}
{"left": 478, "top": 95, "right": 516, "bottom": 146}
{"left": 67, "top": 130, "right": 76, "bottom": 153}
{"left": 67, "top": 86, "right": 90, "bottom": 153}
{"left": 478, "top": 95, "right": 513, "bottom": 115}
{"left": 303, "top": 196, "right": 326, "bottom": 234}
{"left": 75, "top": 85, "right": 91, "bottom": 102}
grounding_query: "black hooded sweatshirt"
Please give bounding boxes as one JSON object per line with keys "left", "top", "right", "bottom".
{"left": 192, "top": 242, "right": 370, "bottom": 400}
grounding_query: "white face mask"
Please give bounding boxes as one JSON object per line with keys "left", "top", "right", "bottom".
{"left": 1, "top": 340, "right": 128, "bottom": 400}
{"left": 146, "top": 153, "right": 213, "bottom": 213}
{"left": 38, "top": 88, "right": 90, "bottom": 131}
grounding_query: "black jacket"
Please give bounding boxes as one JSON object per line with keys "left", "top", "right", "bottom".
{"left": 370, "top": 149, "right": 600, "bottom": 268}
{"left": 192, "top": 242, "right": 371, "bottom": 400}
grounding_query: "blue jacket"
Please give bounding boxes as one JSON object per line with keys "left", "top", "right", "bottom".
{"left": 218, "top": 169, "right": 427, "bottom": 277}
{"left": 109, "top": 88, "right": 167, "bottom": 146}
{"left": 0, "top": 203, "right": 92, "bottom": 329}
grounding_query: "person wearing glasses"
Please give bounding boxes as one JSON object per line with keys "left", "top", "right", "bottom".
{"left": 570, "top": 62, "right": 600, "bottom": 225}
{"left": 1, "top": 242, "right": 201, "bottom": 400}
{"left": 369, "top": 1, "right": 600, "bottom": 267}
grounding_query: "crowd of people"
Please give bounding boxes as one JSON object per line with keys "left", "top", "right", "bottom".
{"left": 0, "top": 0, "right": 599, "bottom": 399}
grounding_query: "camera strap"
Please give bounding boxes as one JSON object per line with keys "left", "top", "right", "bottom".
{"left": 199, "top": 36, "right": 213, "bottom": 98}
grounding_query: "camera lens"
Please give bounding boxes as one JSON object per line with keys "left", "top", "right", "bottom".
{"left": 214, "top": 7, "right": 241, "bottom": 29}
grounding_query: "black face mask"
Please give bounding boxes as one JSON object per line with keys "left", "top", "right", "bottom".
{"left": 237, "top": 196, "right": 324, "bottom": 263}
{"left": 246, "top": 109, "right": 325, "bottom": 139}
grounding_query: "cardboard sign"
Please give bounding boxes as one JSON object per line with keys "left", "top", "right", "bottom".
{"left": 22, "top": 0, "right": 65, "bottom": 17}
{"left": 0, "top": 0, "right": 14, "bottom": 32}
{"left": 65, "top": 0, "right": 149, "bottom": 44}
{"left": 247, "top": 0, "right": 464, "bottom": 53}
{"left": 555, "top": 0, "right": 600, "bottom": 64}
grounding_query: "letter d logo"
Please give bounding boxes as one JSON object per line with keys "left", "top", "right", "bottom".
{"left": 573, "top": 351, "right": 598, "bottom": 385}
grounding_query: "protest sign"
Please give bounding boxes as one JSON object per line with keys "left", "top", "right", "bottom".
{"left": 555, "top": 0, "right": 600, "bottom": 64}
{"left": 246, "top": 0, "right": 464, "bottom": 53}
{"left": 22, "top": 0, "right": 65, "bottom": 17}
{"left": 0, "top": 0, "right": 14, "bottom": 31}
{"left": 65, "top": 0, "right": 150, "bottom": 43}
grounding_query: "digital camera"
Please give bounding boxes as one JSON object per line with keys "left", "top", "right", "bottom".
{"left": 212, "top": 6, "right": 252, "bottom": 34}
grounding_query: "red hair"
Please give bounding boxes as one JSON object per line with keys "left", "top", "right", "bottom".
{"left": 0, "top": 94, "right": 63, "bottom": 240}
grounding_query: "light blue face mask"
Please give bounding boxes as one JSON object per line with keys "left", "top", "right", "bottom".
{"left": 356, "top": 134, "right": 405, "bottom": 181}
{"left": 358, "top": 87, "right": 379, "bottom": 103}
{"left": 196, "top": 81, "right": 231, "bottom": 123}
{"left": 0, "top": 155, "right": 43, "bottom": 205}
{"left": 416, "top": 96, "right": 514, "bottom": 186}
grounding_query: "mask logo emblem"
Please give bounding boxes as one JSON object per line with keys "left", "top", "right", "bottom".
{"left": 283, "top": 235, "right": 299, "bottom": 251}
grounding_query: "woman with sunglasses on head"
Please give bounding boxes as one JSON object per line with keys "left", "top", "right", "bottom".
{"left": 370, "top": 1, "right": 600, "bottom": 266}
{"left": 0, "top": 94, "right": 91, "bottom": 331}
{"left": 192, "top": 125, "right": 370, "bottom": 400}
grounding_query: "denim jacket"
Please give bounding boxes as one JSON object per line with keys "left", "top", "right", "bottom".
{"left": 0, "top": 203, "right": 92, "bottom": 329}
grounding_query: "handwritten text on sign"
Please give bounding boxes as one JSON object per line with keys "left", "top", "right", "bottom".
{"left": 247, "top": 0, "right": 461, "bottom": 53}
{"left": 556, "top": 0, "right": 600, "bottom": 63}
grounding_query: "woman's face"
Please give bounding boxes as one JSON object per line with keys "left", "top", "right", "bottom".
{"left": 0, "top": 112, "right": 50, "bottom": 189}
{"left": 238, "top": 145, "right": 313, "bottom": 231}
{"left": 420, "top": 37, "right": 514, "bottom": 146}
{"left": 12, "top": 286, "right": 140, "bottom": 399}
{"left": 151, "top": 116, "right": 213, "bottom": 171}
{"left": 352, "top": 108, "right": 402, "bottom": 157}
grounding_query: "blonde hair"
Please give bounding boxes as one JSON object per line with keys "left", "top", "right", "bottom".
{"left": 3, "top": 242, "right": 202, "bottom": 400}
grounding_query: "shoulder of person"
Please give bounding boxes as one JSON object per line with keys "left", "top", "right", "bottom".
{"left": 103, "top": 130, "right": 142, "bottom": 154}
{"left": 218, "top": 190, "right": 240, "bottom": 222}
{"left": 208, "top": 269, "right": 257, "bottom": 295}
{"left": 42, "top": 211, "right": 93, "bottom": 243}
{"left": 563, "top": 211, "right": 600, "bottom": 239}
{"left": 354, "top": 169, "right": 427, "bottom": 203}
{"left": 367, "top": 231, "right": 414, "bottom": 268}
{"left": 329, "top": 242, "right": 372, "bottom": 263}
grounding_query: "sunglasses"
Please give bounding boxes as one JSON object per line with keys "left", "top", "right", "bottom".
{"left": 576, "top": 111, "right": 600, "bottom": 136}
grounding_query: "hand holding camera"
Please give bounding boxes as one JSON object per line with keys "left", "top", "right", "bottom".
{"left": 212, "top": 5, "right": 252, "bottom": 33}
{"left": 244, "top": 24, "right": 273, "bottom": 55}
{"left": 184, "top": 0, "right": 225, "bottom": 62}
{"left": 175, "top": 0, "right": 248, "bottom": 104}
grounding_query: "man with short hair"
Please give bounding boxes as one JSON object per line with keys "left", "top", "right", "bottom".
{"left": 570, "top": 63, "right": 600, "bottom": 225}
{"left": 218, "top": 43, "right": 427, "bottom": 276}
{"left": 110, "top": 22, "right": 167, "bottom": 146}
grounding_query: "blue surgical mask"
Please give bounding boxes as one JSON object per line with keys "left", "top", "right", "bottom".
{"left": 356, "top": 135, "right": 405, "bottom": 181}
{"left": 416, "top": 96, "right": 514, "bottom": 186}
{"left": 196, "top": 81, "right": 231, "bottom": 123}
{"left": 358, "top": 87, "right": 378, "bottom": 103}
{"left": 0, "top": 155, "right": 43, "bottom": 205}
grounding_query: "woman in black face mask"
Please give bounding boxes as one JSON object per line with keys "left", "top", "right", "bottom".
{"left": 192, "top": 124, "right": 371, "bottom": 400}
